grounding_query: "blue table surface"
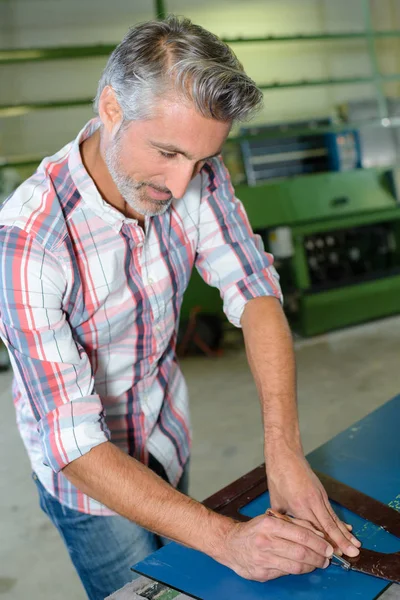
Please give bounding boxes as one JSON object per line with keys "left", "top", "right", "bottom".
{"left": 134, "top": 395, "right": 400, "bottom": 599}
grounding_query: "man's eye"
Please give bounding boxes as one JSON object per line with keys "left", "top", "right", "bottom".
{"left": 159, "top": 151, "right": 177, "bottom": 159}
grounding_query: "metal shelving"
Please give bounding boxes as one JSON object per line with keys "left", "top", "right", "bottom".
{"left": 2, "top": 31, "right": 400, "bottom": 65}
{"left": 1, "top": 0, "right": 400, "bottom": 170}
{"left": 0, "top": 45, "right": 118, "bottom": 65}
{"left": 3, "top": 75, "right": 400, "bottom": 119}
{"left": 0, "top": 98, "right": 94, "bottom": 118}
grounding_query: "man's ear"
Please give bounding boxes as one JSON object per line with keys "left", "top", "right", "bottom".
{"left": 98, "top": 86, "right": 123, "bottom": 134}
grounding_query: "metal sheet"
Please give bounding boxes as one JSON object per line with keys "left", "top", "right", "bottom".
{"left": 134, "top": 395, "right": 400, "bottom": 599}
{"left": 205, "top": 468, "right": 400, "bottom": 583}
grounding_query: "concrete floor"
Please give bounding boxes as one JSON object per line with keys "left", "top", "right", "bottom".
{"left": 1, "top": 315, "right": 400, "bottom": 599}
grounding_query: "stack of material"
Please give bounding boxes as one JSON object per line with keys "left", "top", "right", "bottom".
{"left": 106, "top": 575, "right": 193, "bottom": 599}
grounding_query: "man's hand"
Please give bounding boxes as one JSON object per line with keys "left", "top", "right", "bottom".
{"left": 62, "top": 441, "right": 339, "bottom": 584}
{"left": 219, "top": 512, "right": 334, "bottom": 582}
{"left": 240, "top": 297, "right": 361, "bottom": 559}
{"left": 267, "top": 448, "right": 361, "bottom": 557}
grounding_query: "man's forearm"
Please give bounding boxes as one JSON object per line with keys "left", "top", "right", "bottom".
{"left": 241, "top": 296, "right": 303, "bottom": 463}
{"left": 63, "top": 441, "right": 233, "bottom": 560}
{"left": 240, "top": 297, "right": 361, "bottom": 556}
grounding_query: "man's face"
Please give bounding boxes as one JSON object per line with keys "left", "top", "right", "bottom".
{"left": 103, "top": 96, "right": 231, "bottom": 217}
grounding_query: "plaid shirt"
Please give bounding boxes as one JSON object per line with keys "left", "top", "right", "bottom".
{"left": 0, "top": 119, "right": 282, "bottom": 515}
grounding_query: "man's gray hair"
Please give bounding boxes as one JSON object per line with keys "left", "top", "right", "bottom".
{"left": 93, "top": 15, "right": 263, "bottom": 123}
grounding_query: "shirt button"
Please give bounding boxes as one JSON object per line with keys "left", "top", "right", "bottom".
{"left": 148, "top": 277, "right": 154, "bottom": 285}
{"left": 137, "top": 242, "right": 143, "bottom": 248}
{"left": 156, "top": 324, "right": 161, "bottom": 332}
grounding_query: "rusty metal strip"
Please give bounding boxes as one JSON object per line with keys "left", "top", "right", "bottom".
{"left": 203, "top": 464, "right": 265, "bottom": 514}
{"left": 346, "top": 548, "right": 400, "bottom": 581}
{"left": 315, "top": 471, "right": 400, "bottom": 538}
{"left": 203, "top": 464, "right": 400, "bottom": 583}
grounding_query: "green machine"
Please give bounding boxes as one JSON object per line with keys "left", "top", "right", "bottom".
{"left": 181, "top": 128, "right": 400, "bottom": 338}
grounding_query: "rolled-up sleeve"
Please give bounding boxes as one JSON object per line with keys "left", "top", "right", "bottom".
{"left": 0, "top": 226, "right": 110, "bottom": 472}
{"left": 196, "top": 157, "right": 283, "bottom": 327}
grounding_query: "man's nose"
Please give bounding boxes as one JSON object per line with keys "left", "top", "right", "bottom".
{"left": 165, "top": 162, "right": 196, "bottom": 199}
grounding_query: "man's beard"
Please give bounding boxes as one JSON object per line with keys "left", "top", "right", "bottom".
{"left": 104, "top": 133, "right": 172, "bottom": 218}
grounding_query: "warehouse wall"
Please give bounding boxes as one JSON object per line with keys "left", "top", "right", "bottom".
{"left": 1, "top": 0, "right": 400, "bottom": 161}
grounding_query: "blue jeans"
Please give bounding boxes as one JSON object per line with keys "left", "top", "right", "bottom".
{"left": 33, "top": 466, "right": 189, "bottom": 600}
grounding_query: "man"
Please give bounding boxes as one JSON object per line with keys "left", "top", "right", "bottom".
{"left": 0, "top": 16, "right": 360, "bottom": 600}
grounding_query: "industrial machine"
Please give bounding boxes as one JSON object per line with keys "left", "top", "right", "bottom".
{"left": 239, "top": 120, "right": 361, "bottom": 183}
{"left": 180, "top": 120, "right": 400, "bottom": 338}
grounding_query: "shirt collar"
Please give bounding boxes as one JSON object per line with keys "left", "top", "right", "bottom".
{"left": 68, "top": 118, "right": 133, "bottom": 231}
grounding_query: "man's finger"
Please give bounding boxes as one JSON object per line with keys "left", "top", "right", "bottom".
{"left": 265, "top": 554, "right": 321, "bottom": 576}
{"left": 335, "top": 518, "right": 360, "bottom": 546}
{"left": 269, "top": 539, "right": 331, "bottom": 569}
{"left": 266, "top": 508, "right": 325, "bottom": 538}
{"left": 264, "top": 517, "right": 334, "bottom": 558}
{"left": 322, "top": 498, "right": 361, "bottom": 548}
{"left": 283, "top": 515, "right": 325, "bottom": 538}
{"left": 260, "top": 569, "right": 287, "bottom": 582}
{"left": 315, "top": 501, "right": 360, "bottom": 557}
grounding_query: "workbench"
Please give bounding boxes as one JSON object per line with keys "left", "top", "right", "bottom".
{"left": 129, "top": 396, "right": 400, "bottom": 599}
